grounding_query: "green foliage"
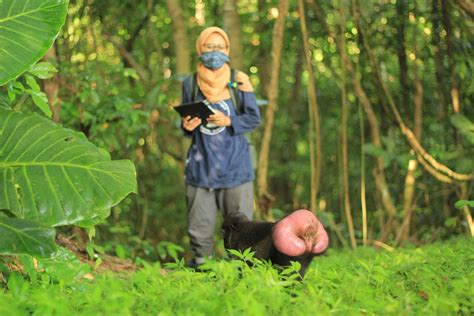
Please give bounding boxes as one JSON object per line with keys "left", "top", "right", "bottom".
{"left": 0, "top": 108, "right": 137, "bottom": 225}
{"left": 455, "top": 200, "right": 474, "bottom": 209}
{"left": 0, "top": 0, "right": 69, "bottom": 85}
{"left": 450, "top": 114, "right": 474, "bottom": 145}
{"left": 1, "top": 0, "right": 472, "bottom": 265}
{"left": 0, "top": 237, "right": 472, "bottom": 315}
{"left": 0, "top": 217, "right": 57, "bottom": 258}
{"left": 5, "top": 65, "right": 59, "bottom": 118}
{"left": 0, "top": 0, "right": 137, "bottom": 258}
{"left": 0, "top": 107, "right": 137, "bottom": 257}
{"left": 156, "top": 241, "right": 185, "bottom": 261}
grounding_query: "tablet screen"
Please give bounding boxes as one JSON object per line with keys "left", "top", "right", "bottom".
{"left": 173, "top": 101, "right": 214, "bottom": 121}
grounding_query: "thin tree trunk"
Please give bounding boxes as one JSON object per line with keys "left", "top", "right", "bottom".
{"left": 396, "top": 0, "right": 410, "bottom": 123}
{"left": 432, "top": 0, "right": 452, "bottom": 217}
{"left": 431, "top": 0, "right": 448, "bottom": 121}
{"left": 110, "top": 39, "right": 149, "bottom": 83}
{"left": 338, "top": 0, "right": 356, "bottom": 248}
{"left": 459, "top": 184, "right": 474, "bottom": 237}
{"left": 257, "top": 0, "right": 290, "bottom": 218}
{"left": 441, "top": 0, "right": 460, "bottom": 114}
{"left": 290, "top": 48, "right": 304, "bottom": 113}
{"left": 223, "top": 0, "right": 244, "bottom": 70}
{"left": 350, "top": 0, "right": 398, "bottom": 237}
{"left": 454, "top": 0, "right": 474, "bottom": 20}
{"left": 43, "top": 45, "right": 61, "bottom": 123}
{"left": 255, "top": 0, "right": 271, "bottom": 98}
{"left": 359, "top": 103, "right": 368, "bottom": 246}
{"left": 147, "top": 0, "right": 164, "bottom": 85}
{"left": 289, "top": 48, "right": 304, "bottom": 207}
{"left": 165, "top": 0, "right": 191, "bottom": 77}
{"left": 298, "top": 0, "right": 322, "bottom": 213}
{"left": 353, "top": 0, "right": 473, "bottom": 183}
{"left": 308, "top": 0, "right": 398, "bottom": 231}
{"left": 138, "top": 180, "right": 149, "bottom": 239}
{"left": 396, "top": 2, "right": 424, "bottom": 245}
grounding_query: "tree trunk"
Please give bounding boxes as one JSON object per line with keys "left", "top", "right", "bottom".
{"left": 441, "top": 0, "right": 460, "bottom": 114}
{"left": 42, "top": 45, "right": 61, "bottom": 123}
{"left": 350, "top": 0, "right": 399, "bottom": 237}
{"left": 165, "top": 0, "right": 191, "bottom": 77}
{"left": 147, "top": 0, "right": 164, "bottom": 86}
{"left": 223, "top": 0, "right": 244, "bottom": 70}
{"left": 257, "top": 0, "right": 290, "bottom": 218}
{"left": 359, "top": 103, "right": 368, "bottom": 246}
{"left": 459, "top": 184, "right": 474, "bottom": 237}
{"left": 308, "top": 0, "right": 398, "bottom": 238}
{"left": 256, "top": 0, "right": 271, "bottom": 98}
{"left": 298, "top": 0, "right": 322, "bottom": 213}
{"left": 337, "top": 0, "right": 356, "bottom": 248}
{"left": 396, "top": 1, "right": 424, "bottom": 245}
{"left": 432, "top": 0, "right": 452, "bottom": 217}
{"left": 289, "top": 48, "right": 304, "bottom": 207}
{"left": 431, "top": 0, "right": 448, "bottom": 121}
{"left": 352, "top": 0, "right": 473, "bottom": 183}
{"left": 454, "top": 0, "right": 474, "bottom": 19}
{"left": 396, "top": 0, "right": 410, "bottom": 123}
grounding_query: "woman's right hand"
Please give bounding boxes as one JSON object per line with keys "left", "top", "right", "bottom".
{"left": 182, "top": 116, "right": 202, "bottom": 132}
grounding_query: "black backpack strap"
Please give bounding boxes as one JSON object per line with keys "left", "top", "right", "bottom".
{"left": 229, "top": 69, "right": 243, "bottom": 114}
{"left": 191, "top": 72, "right": 199, "bottom": 102}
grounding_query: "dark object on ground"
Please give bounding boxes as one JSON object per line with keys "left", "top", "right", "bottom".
{"left": 222, "top": 209, "right": 329, "bottom": 278}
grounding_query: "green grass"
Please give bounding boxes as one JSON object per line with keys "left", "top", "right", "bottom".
{"left": 1, "top": 237, "right": 472, "bottom": 315}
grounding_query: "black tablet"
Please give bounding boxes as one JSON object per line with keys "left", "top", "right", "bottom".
{"left": 173, "top": 101, "right": 214, "bottom": 121}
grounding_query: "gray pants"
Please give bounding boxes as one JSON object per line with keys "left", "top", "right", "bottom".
{"left": 186, "top": 181, "right": 254, "bottom": 258}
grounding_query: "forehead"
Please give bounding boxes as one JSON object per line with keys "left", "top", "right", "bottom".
{"left": 204, "top": 32, "right": 226, "bottom": 44}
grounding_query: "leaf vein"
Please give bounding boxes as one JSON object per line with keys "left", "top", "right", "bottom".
{"left": 43, "top": 165, "right": 65, "bottom": 219}
{"left": 5, "top": 120, "right": 50, "bottom": 161}
{"left": 22, "top": 166, "right": 39, "bottom": 221}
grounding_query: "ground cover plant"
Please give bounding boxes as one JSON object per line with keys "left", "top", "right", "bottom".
{"left": 1, "top": 1, "right": 473, "bottom": 315}
{"left": 1, "top": 236, "right": 472, "bottom": 315}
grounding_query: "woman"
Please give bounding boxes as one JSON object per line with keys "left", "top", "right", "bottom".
{"left": 180, "top": 26, "right": 260, "bottom": 267}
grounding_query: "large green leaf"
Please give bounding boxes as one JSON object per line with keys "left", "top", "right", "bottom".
{"left": 0, "top": 0, "right": 68, "bottom": 85}
{"left": 0, "top": 108, "right": 137, "bottom": 226}
{"left": 0, "top": 217, "right": 57, "bottom": 258}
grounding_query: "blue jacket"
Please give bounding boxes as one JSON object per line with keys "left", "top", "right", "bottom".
{"left": 181, "top": 75, "right": 260, "bottom": 189}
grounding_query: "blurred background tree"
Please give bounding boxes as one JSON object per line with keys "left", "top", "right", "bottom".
{"left": 1, "top": 0, "right": 472, "bottom": 263}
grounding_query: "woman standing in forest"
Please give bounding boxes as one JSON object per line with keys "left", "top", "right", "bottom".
{"left": 180, "top": 27, "right": 260, "bottom": 267}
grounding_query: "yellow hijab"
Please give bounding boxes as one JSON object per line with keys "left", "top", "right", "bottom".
{"left": 196, "top": 27, "right": 253, "bottom": 103}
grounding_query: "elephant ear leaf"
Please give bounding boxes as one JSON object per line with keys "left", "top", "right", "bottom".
{"left": 0, "top": 217, "right": 57, "bottom": 258}
{"left": 0, "top": 108, "right": 138, "bottom": 227}
{"left": 0, "top": 0, "right": 69, "bottom": 85}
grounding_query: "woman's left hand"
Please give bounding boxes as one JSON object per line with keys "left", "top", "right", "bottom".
{"left": 207, "top": 110, "right": 231, "bottom": 127}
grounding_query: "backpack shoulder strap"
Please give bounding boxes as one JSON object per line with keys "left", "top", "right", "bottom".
{"left": 191, "top": 72, "right": 199, "bottom": 102}
{"left": 229, "top": 69, "right": 243, "bottom": 114}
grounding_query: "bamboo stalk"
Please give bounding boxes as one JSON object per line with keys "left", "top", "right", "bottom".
{"left": 298, "top": 0, "right": 322, "bottom": 212}
{"left": 360, "top": 104, "right": 368, "bottom": 246}
{"left": 338, "top": 0, "right": 356, "bottom": 249}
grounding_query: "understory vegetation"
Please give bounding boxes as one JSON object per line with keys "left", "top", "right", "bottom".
{"left": 0, "top": 0, "right": 472, "bottom": 314}
{"left": 1, "top": 237, "right": 472, "bottom": 315}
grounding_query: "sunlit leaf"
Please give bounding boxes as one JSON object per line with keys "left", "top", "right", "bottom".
{"left": 0, "top": 217, "right": 57, "bottom": 258}
{"left": 0, "top": 0, "right": 69, "bottom": 85}
{"left": 0, "top": 108, "right": 137, "bottom": 227}
{"left": 28, "top": 62, "right": 58, "bottom": 79}
{"left": 450, "top": 114, "right": 474, "bottom": 145}
{"left": 29, "top": 89, "right": 52, "bottom": 117}
{"left": 454, "top": 200, "right": 474, "bottom": 209}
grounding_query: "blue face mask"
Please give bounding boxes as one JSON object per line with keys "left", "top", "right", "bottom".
{"left": 199, "top": 51, "right": 229, "bottom": 70}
